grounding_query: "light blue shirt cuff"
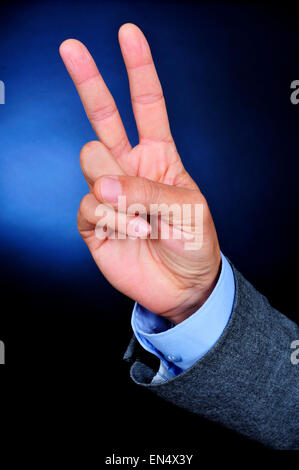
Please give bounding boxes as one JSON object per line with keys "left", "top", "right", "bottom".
{"left": 131, "top": 253, "right": 235, "bottom": 373}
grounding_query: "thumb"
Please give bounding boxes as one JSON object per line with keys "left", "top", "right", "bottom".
{"left": 93, "top": 175, "right": 206, "bottom": 223}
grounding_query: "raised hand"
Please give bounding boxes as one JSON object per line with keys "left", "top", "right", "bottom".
{"left": 60, "top": 24, "right": 221, "bottom": 324}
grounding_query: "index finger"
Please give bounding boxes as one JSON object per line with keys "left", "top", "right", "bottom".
{"left": 59, "top": 39, "right": 131, "bottom": 159}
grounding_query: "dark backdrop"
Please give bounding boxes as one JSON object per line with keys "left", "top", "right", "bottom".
{"left": 0, "top": 0, "right": 298, "bottom": 461}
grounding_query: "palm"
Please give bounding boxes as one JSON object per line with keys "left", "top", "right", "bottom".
{"left": 104, "top": 140, "right": 206, "bottom": 315}
{"left": 60, "top": 24, "right": 217, "bottom": 317}
{"left": 122, "top": 141, "right": 190, "bottom": 185}
{"left": 85, "top": 138, "right": 205, "bottom": 315}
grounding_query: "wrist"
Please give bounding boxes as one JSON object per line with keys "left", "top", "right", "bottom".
{"left": 166, "top": 252, "right": 222, "bottom": 325}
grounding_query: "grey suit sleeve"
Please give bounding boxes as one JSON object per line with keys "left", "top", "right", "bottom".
{"left": 124, "top": 264, "right": 299, "bottom": 449}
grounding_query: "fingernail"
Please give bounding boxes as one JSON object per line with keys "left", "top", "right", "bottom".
{"left": 100, "top": 177, "right": 122, "bottom": 203}
{"left": 128, "top": 218, "right": 151, "bottom": 238}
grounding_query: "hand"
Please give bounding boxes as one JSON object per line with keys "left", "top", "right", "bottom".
{"left": 59, "top": 24, "right": 221, "bottom": 324}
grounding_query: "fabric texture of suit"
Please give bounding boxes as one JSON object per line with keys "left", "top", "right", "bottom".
{"left": 124, "top": 263, "right": 299, "bottom": 449}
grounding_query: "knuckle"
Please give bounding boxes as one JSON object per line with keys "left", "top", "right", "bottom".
{"left": 78, "top": 193, "right": 92, "bottom": 217}
{"left": 89, "top": 103, "right": 117, "bottom": 123}
{"left": 79, "top": 141, "right": 99, "bottom": 167}
{"left": 142, "top": 178, "right": 159, "bottom": 203}
{"left": 132, "top": 92, "right": 164, "bottom": 106}
{"left": 108, "top": 135, "right": 130, "bottom": 157}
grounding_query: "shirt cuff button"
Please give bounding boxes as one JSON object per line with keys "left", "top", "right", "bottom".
{"left": 167, "top": 354, "right": 182, "bottom": 363}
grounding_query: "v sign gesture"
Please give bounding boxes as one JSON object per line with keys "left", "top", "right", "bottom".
{"left": 60, "top": 24, "right": 221, "bottom": 324}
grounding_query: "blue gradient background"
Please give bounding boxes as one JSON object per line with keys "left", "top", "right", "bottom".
{"left": 1, "top": 2, "right": 298, "bottom": 294}
{"left": 0, "top": 0, "right": 298, "bottom": 454}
